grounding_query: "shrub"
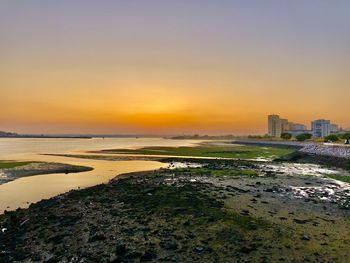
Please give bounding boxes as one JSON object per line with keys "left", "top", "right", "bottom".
{"left": 324, "top": 135, "right": 339, "bottom": 142}
{"left": 281, "top": 133, "right": 292, "bottom": 140}
{"left": 340, "top": 133, "right": 350, "bottom": 140}
{"left": 296, "top": 133, "right": 312, "bottom": 142}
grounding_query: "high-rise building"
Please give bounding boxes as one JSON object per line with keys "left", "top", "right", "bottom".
{"left": 268, "top": 115, "right": 280, "bottom": 137}
{"left": 268, "top": 115, "right": 340, "bottom": 138}
{"left": 268, "top": 115, "right": 289, "bottom": 137}
{"left": 280, "top": 119, "right": 290, "bottom": 132}
{"left": 311, "top": 119, "right": 331, "bottom": 138}
{"left": 311, "top": 120, "right": 339, "bottom": 137}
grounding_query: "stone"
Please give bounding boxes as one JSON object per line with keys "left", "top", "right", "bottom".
{"left": 194, "top": 246, "right": 204, "bottom": 253}
{"left": 301, "top": 235, "right": 310, "bottom": 241}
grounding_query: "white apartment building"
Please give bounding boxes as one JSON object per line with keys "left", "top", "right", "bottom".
{"left": 268, "top": 115, "right": 339, "bottom": 138}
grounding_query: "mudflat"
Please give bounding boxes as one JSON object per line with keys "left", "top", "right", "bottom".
{"left": 1, "top": 157, "right": 350, "bottom": 262}
{"left": 0, "top": 162, "right": 93, "bottom": 185}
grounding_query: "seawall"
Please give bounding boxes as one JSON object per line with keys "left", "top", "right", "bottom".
{"left": 299, "top": 144, "right": 350, "bottom": 160}
{"left": 233, "top": 140, "right": 308, "bottom": 148}
{"left": 234, "top": 140, "right": 350, "bottom": 160}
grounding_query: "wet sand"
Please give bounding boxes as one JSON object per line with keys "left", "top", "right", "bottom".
{"left": 0, "top": 162, "right": 93, "bottom": 185}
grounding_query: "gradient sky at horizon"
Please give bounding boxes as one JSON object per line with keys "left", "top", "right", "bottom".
{"left": 1, "top": 1, "right": 349, "bottom": 135}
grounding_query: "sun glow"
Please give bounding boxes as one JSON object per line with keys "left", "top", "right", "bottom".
{"left": 1, "top": 1, "right": 349, "bottom": 134}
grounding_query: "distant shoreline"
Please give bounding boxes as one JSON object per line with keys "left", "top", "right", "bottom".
{"left": 0, "top": 136, "right": 92, "bottom": 139}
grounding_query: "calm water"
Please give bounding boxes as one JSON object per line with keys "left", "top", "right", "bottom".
{"left": 0, "top": 137, "right": 200, "bottom": 213}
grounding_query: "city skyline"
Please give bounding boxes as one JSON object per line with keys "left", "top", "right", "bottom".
{"left": 1, "top": 1, "right": 350, "bottom": 134}
{"left": 267, "top": 114, "right": 344, "bottom": 138}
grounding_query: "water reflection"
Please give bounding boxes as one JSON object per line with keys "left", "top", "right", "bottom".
{"left": 0, "top": 159, "right": 166, "bottom": 213}
{"left": 0, "top": 138, "right": 199, "bottom": 213}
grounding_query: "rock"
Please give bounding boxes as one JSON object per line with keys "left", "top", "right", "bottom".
{"left": 301, "top": 235, "right": 310, "bottom": 241}
{"left": 173, "top": 207, "right": 186, "bottom": 212}
{"left": 43, "top": 254, "right": 55, "bottom": 262}
{"left": 241, "top": 210, "right": 250, "bottom": 215}
{"left": 182, "top": 220, "right": 191, "bottom": 226}
{"left": 140, "top": 249, "right": 157, "bottom": 261}
{"left": 89, "top": 234, "right": 106, "bottom": 242}
{"left": 160, "top": 240, "right": 178, "bottom": 250}
{"left": 30, "top": 253, "right": 42, "bottom": 261}
{"left": 126, "top": 251, "right": 143, "bottom": 259}
{"left": 115, "top": 244, "right": 127, "bottom": 255}
{"left": 294, "top": 219, "right": 310, "bottom": 224}
{"left": 193, "top": 246, "right": 204, "bottom": 253}
{"left": 239, "top": 246, "right": 256, "bottom": 254}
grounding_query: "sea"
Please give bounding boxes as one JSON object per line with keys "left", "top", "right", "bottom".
{"left": 0, "top": 137, "right": 200, "bottom": 213}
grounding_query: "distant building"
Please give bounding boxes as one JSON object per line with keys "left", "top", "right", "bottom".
{"left": 311, "top": 119, "right": 331, "bottom": 138}
{"left": 311, "top": 120, "right": 339, "bottom": 137}
{"left": 268, "top": 115, "right": 308, "bottom": 137}
{"left": 268, "top": 115, "right": 287, "bottom": 137}
{"left": 330, "top": 124, "right": 339, "bottom": 133}
{"left": 0, "top": 131, "right": 18, "bottom": 137}
{"left": 268, "top": 115, "right": 339, "bottom": 138}
{"left": 290, "top": 123, "right": 307, "bottom": 131}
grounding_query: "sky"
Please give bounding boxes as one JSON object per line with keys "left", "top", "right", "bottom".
{"left": 1, "top": 1, "right": 349, "bottom": 135}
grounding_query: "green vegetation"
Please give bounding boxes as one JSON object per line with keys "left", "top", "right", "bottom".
{"left": 340, "top": 133, "right": 350, "bottom": 140}
{"left": 119, "top": 182, "right": 269, "bottom": 233}
{"left": 247, "top": 134, "right": 274, "bottom": 139}
{"left": 171, "top": 134, "right": 236, "bottom": 140}
{"left": 280, "top": 133, "right": 292, "bottom": 140}
{"left": 0, "top": 161, "right": 31, "bottom": 169}
{"left": 174, "top": 167, "right": 259, "bottom": 178}
{"left": 102, "top": 145, "right": 295, "bottom": 159}
{"left": 328, "top": 174, "right": 350, "bottom": 183}
{"left": 324, "top": 134, "right": 339, "bottom": 142}
{"left": 296, "top": 133, "right": 312, "bottom": 142}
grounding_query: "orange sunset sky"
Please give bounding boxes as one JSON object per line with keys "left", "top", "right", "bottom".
{"left": 1, "top": 1, "right": 349, "bottom": 135}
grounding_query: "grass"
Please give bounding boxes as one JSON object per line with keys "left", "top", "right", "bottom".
{"left": 102, "top": 145, "right": 294, "bottom": 159}
{"left": 0, "top": 161, "right": 31, "bottom": 169}
{"left": 174, "top": 167, "right": 259, "bottom": 178}
{"left": 328, "top": 174, "right": 350, "bottom": 183}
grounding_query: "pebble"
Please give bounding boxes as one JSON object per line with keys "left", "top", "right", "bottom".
{"left": 301, "top": 235, "right": 311, "bottom": 241}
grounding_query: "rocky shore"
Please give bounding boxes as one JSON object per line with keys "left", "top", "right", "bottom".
{"left": 233, "top": 139, "right": 307, "bottom": 148}
{"left": 1, "top": 158, "right": 350, "bottom": 262}
{"left": 235, "top": 140, "right": 350, "bottom": 161}
{"left": 300, "top": 144, "right": 350, "bottom": 159}
{"left": 0, "top": 162, "right": 93, "bottom": 185}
